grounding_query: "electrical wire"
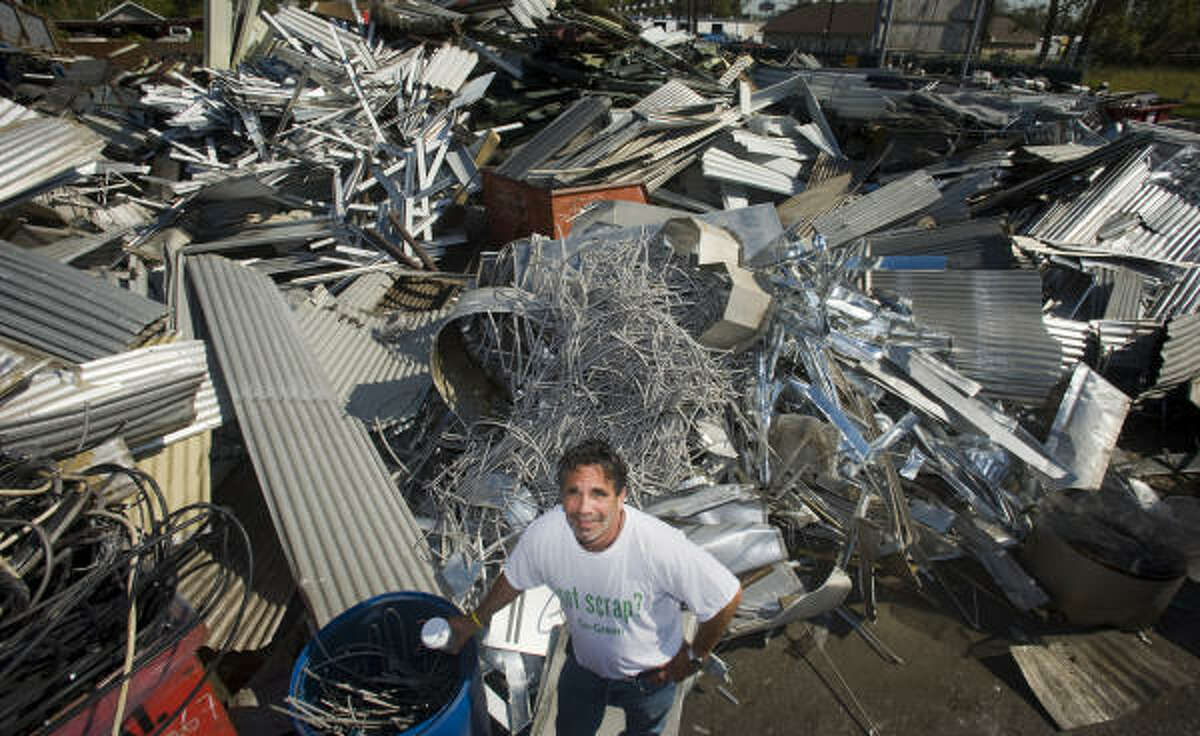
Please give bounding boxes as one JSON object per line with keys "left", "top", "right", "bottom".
{"left": 0, "top": 459, "right": 253, "bottom": 736}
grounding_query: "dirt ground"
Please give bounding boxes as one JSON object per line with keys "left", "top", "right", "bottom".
{"left": 680, "top": 571, "right": 1200, "bottom": 736}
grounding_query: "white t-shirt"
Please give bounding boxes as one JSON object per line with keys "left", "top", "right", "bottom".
{"left": 504, "top": 504, "right": 740, "bottom": 679}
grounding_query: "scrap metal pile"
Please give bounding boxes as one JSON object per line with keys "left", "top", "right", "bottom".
{"left": 1, "top": 0, "right": 1200, "bottom": 733}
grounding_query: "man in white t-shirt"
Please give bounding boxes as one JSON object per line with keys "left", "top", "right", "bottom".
{"left": 447, "top": 438, "right": 742, "bottom": 735}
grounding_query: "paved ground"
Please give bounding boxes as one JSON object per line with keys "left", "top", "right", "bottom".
{"left": 223, "top": 553, "right": 1200, "bottom": 736}
{"left": 681, "top": 569, "right": 1200, "bottom": 736}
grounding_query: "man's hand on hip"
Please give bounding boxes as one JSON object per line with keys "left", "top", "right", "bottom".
{"left": 655, "top": 642, "right": 700, "bottom": 683}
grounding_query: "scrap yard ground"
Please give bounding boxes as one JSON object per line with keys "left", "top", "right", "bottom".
{"left": 682, "top": 577, "right": 1200, "bottom": 736}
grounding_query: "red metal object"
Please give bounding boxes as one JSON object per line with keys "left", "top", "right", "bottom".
{"left": 483, "top": 169, "right": 649, "bottom": 245}
{"left": 1105, "top": 99, "right": 1182, "bottom": 124}
{"left": 51, "top": 622, "right": 236, "bottom": 736}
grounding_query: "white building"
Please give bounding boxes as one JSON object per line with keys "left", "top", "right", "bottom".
{"left": 637, "top": 16, "right": 766, "bottom": 43}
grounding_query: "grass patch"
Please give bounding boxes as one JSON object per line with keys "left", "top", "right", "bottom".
{"left": 1086, "top": 65, "right": 1200, "bottom": 118}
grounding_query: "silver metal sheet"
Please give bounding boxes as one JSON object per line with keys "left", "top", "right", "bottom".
{"left": 1024, "top": 145, "right": 1200, "bottom": 319}
{"left": 0, "top": 97, "right": 38, "bottom": 127}
{"left": 1045, "top": 364, "right": 1131, "bottom": 490}
{"left": 680, "top": 521, "right": 787, "bottom": 575}
{"left": 293, "top": 297, "right": 442, "bottom": 426}
{"left": 184, "top": 219, "right": 333, "bottom": 254}
{"left": 1151, "top": 312, "right": 1200, "bottom": 396}
{"left": 886, "top": 346, "right": 1069, "bottom": 480}
{"left": 813, "top": 170, "right": 942, "bottom": 248}
{"left": 0, "top": 117, "right": 104, "bottom": 206}
{"left": 864, "top": 218, "right": 1015, "bottom": 269}
{"left": 0, "top": 240, "right": 166, "bottom": 363}
{"left": 643, "top": 484, "right": 758, "bottom": 520}
{"left": 0, "top": 342, "right": 205, "bottom": 459}
{"left": 631, "top": 79, "right": 709, "bottom": 115}
{"left": 420, "top": 44, "right": 478, "bottom": 92}
{"left": 496, "top": 97, "right": 610, "bottom": 181}
{"left": 189, "top": 254, "right": 441, "bottom": 625}
{"left": 1043, "top": 315, "right": 1093, "bottom": 372}
{"left": 1012, "top": 630, "right": 1195, "bottom": 730}
{"left": 869, "top": 270, "right": 1064, "bottom": 405}
{"left": 701, "top": 147, "right": 801, "bottom": 195}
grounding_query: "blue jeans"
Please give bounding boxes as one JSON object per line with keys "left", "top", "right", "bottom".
{"left": 555, "top": 650, "right": 677, "bottom": 736}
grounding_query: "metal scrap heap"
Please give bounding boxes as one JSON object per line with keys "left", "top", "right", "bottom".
{"left": 0, "top": 1, "right": 1199, "bottom": 734}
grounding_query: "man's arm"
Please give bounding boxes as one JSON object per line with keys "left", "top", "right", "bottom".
{"left": 662, "top": 585, "right": 742, "bottom": 682}
{"left": 445, "top": 571, "right": 522, "bottom": 654}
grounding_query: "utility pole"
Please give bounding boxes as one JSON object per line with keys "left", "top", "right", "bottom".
{"left": 875, "top": 0, "right": 895, "bottom": 66}
{"left": 961, "top": 0, "right": 990, "bottom": 80}
{"left": 824, "top": 0, "right": 837, "bottom": 56}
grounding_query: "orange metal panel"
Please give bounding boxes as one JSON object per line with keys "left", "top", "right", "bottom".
{"left": 483, "top": 170, "right": 648, "bottom": 245}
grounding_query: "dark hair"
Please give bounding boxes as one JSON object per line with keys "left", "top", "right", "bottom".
{"left": 557, "top": 438, "right": 628, "bottom": 493}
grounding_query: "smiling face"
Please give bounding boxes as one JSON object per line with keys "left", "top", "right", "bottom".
{"left": 560, "top": 463, "right": 627, "bottom": 552}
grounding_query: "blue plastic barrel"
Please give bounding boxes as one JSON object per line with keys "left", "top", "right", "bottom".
{"left": 289, "top": 591, "right": 489, "bottom": 736}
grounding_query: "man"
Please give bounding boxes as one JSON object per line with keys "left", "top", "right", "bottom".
{"left": 448, "top": 438, "right": 742, "bottom": 736}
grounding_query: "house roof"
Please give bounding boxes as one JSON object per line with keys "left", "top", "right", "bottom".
{"left": 987, "top": 15, "right": 1038, "bottom": 46}
{"left": 763, "top": 2, "right": 878, "bottom": 37}
{"left": 97, "top": 1, "right": 164, "bottom": 22}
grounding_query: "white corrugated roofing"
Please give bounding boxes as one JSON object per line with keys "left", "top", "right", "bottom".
{"left": 189, "top": 255, "right": 441, "bottom": 625}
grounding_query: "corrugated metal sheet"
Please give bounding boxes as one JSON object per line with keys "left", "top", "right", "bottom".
{"left": 206, "top": 462, "right": 297, "bottom": 652}
{"left": 1093, "top": 318, "right": 1163, "bottom": 382}
{"left": 188, "top": 254, "right": 441, "bottom": 625}
{"left": 293, "top": 298, "right": 437, "bottom": 425}
{"left": 1028, "top": 148, "right": 1151, "bottom": 244}
{"left": 1025, "top": 144, "right": 1200, "bottom": 319}
{"left": 181, "top": 547, "right": 294, "bottom": 652}
{"left": 731, "top": 129, "right": 812, "bottom": 161}
{"left": 420, "top": 45, "right": 477, "bottom": 92}
{"left": 272, "top": 6, "right": 377, "bottom": 71}
{"left": 136, "top": 430, "right": 212, "bottom": 511}
{"left": 701, "top": 147, "right": 801, "bottom": 195}
{"left": 0, "top": 342, "right": 205, "bottom": 459}
{"left": 1148, "top": 312, "right": 1200, "bottom": 395}
{"left": 331, "top": 270, "right": 399, "bottom": 315}
{"left": 631, "top": 80, "right": 709, "bottom": 115}
{"left": 122, "top": 340, "right": 223, "bottom": 452}
{"left": 1099, "top": 267, "right": 1145, "bottom": 320}
{"left": 869, "top": 270, "right": 1064, "bottom": 405}
{"left": 0, "top": 117, "right": 105, "bottom": 206}
{"left": 814, "top": 170, "right": 942, "bottom": 248}
{"left": 0, "top": 97, "right": 39, "bottom": 127}
{"left": 0, "top": 342, "right": 48, "bottom": 398}
{"left": 554, "top": 118, "right": 649, "bottom": 172}
{"left": 1043, "top": 315, "right": 1094, "bottom": 373}
{"left": 748, "top": 73, "right": 803, "bottom": 113}
{"left": 911, "top": 91, "right": 1013, "bottom": 128}
{"left": 138, "top": 435, "right": 294, "bottom": 651}
{"left": 496, "top": 96, "right": 610, "bottom": 180}
{"left": 1152, "top": 267, "right": 1200, "bottom": 321}
{"left": 864, "top": 218, "right": 1016, "bottom": 269}
{"left": 34, "top": 224, "right": 137, "bottom": 265}
{"left": 184, "top": 219, "right": 334, "bottom": 255}
{"left": 0, "top": 240, "right": 166, "bottom": 363}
